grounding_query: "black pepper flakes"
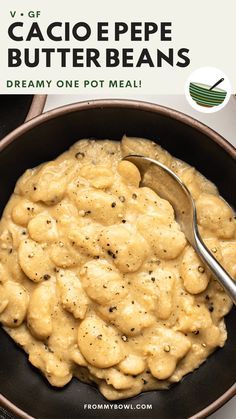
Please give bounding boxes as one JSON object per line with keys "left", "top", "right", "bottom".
{"left": 43, "top": 274, "right": 51, "bottom": 280}
{"left": 75, "top": 152, "right": 85, "bottom": 159}
{"left": 107, "top": 250, "right": 116, "bottom": 259}
{"left": 96, "top": 334, "right": 103, "bottom": 340}
{"left": 111, "top": 202, "right": 116, "bottom": 208}
{"left": 109, "top": 306, "right": 117, "bottom": 313}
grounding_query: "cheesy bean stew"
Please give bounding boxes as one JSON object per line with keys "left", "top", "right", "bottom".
{"left": 0, "top": 136, "right": 235, "bottom": 400}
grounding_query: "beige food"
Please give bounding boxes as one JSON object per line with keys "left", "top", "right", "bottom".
{"left": 0, "top": 136, "right": 235, "bottom": 400}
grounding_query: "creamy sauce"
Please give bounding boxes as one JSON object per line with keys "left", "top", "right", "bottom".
{"left": 0, "top": 136, "right": 235, "bottom": 400}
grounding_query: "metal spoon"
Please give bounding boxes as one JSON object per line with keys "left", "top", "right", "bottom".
{"left": 123, "top": 154, "right": 236, "bottom": 304}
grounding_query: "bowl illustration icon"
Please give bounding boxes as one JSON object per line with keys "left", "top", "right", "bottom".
{"left": 189, "top": 81, "right": 227, "bottom": 108}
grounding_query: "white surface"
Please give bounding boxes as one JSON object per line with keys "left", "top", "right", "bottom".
{"left": 44, "top": 94, "right": 236, "bottom": 419}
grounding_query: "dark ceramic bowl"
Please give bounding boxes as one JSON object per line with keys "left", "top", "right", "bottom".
{"left": 0, "top": 100, "right": 235, "bottom": 419}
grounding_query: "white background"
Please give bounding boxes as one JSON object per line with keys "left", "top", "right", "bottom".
{"left": 0, "top": 0, "right": 236, "bottom": 94}
{"left": 44, "top": 94, "right": 236, "bottom": 418}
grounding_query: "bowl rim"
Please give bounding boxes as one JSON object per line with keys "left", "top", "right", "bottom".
{"left": 0, "top": 98, "right": 235, "bottom": 419}
{"left": 189, "top": 82, "right": 227, "bottom": 94}
{"left": 1, "top": 384, "right": 236, "bottom": 419}
{"left": 0, "top": 98, "right": 235, "bottom": 158}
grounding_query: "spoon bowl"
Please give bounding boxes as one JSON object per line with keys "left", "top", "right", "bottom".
{"left": 123, "top": 154, "right": 236, "bottom": 304}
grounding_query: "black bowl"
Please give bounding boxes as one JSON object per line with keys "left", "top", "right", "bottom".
{"left": 0, "top": 100, "right": 235, "bottom": 419}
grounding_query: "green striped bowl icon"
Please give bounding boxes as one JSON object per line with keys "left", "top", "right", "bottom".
{"left": 189, "top": 82, "right": 227, "bottom": 107}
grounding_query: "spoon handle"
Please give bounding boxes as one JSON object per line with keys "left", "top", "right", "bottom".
{"left": 194, "top": 231, "right": 236, "bottom": 305}
{"left": 209, "top": 77, "right": 224, "bottom": 91}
